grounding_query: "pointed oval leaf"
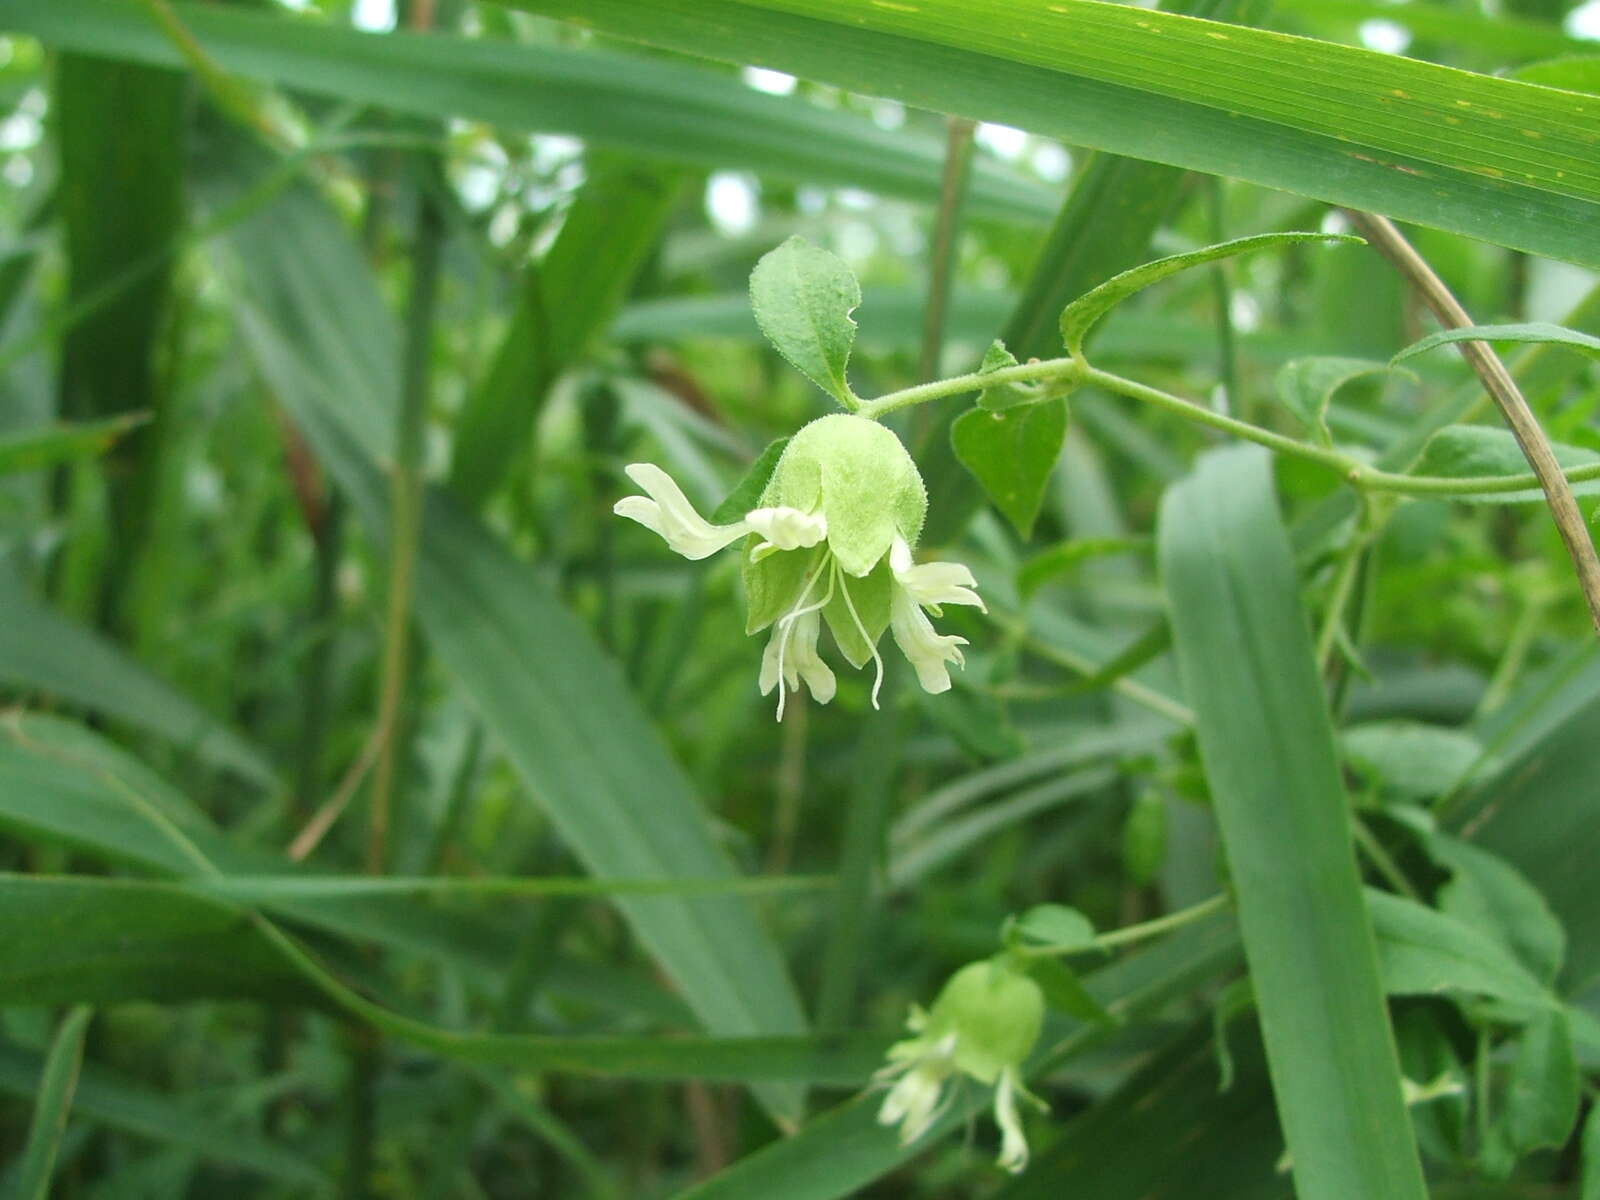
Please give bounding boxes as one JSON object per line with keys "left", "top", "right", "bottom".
{"left": 749, "top": 236, "right": 860, "bottom": 406}
{"left": 951, "top": 396, "right": 1068, "bottom": 537}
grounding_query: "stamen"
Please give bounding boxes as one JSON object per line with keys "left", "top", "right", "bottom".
{"left": 773, "top": 554, "right": 832, "bottom": 720}
{"left": 836, "top": 563, "right": 884, "bottom": 709}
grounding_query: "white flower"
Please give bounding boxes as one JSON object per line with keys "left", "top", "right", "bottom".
{"left": 874, "top": 961, "right": 1047, "bottom": 1174}
{"left": 614, "top": 414, "right": 985, "bottom": 718}
{"left": 888, "top": 537, "right": 984, "bottom": 695}
{"left": 613, "top": 463, "right": 827, "bottom": 564}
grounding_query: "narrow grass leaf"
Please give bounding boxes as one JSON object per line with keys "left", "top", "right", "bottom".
{"left": 1159, "top": 445, "right": 1426, "bottom": 1200}
{"left": 0, "top": 572, "right": 277, "bottom": 787}
{"left": 217, "top": 169, "right": 810, "bottom": 1122}
{"left": 0, "top": 1042, "right": 329, "bottom": 1187}
{"left": 0, "top": 413, "right": 147, "bottom": 475}
{"left": 500, "top": 0, "right": 1600, "bottom": 267}
{"left": 9, "top": 1006, "right": 92, "bottom": 1200}
{"left": 450, "top": 160, "right": 684, "bottom": 507}
{"left": 0, "top": 0, "right": 1057, "bottom": 225}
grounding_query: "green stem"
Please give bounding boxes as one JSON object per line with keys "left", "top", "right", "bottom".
{"left": 860, "top": 357, "right": 1600, "bottom": 501}
{"left": 368, "top": 178, "right": 443, "bottom": 875}
{"left": 857, "top": 356, "right": 1082, "bottom": 420}
{"left": 1083, "top": 366, "right": 1359, "bottom": 476}
{"left": 1018, "top": 892, "right": 1231, "bottom": 958}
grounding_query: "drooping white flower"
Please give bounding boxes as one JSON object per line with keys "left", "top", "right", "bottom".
{"left": 874, "top": 960, "right": 1047, "bottom": 1174}
{"left": 614, "top": 414, "right": 984, "bottom": 718}
{"left": 612, "top": 463, "right": 751, "bottom": 560}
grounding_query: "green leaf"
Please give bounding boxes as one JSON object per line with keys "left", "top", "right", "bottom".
{"left": 220, "top": 169, "right": 811, "bottom": 1122}
{"left": 992, "top": 1021, "right": 1282, "bottom": 1199}
{"left": 0, "top": 1041, "right": 328, "bottom": 1187}
{"left": 1121, "top": 789, "right": 1168, "bottom": 887}
{"left": 1023, "top": 958, "right": 1117, "bottom": 1027}
{"left": 709, "top": 436, "right": 791, "bottom": 525}
{"left": 0, "top": 413, "right": 148, "bottom": 475}
{"left": 8, "top": 1006, "right": 91, "bottom": 1200}
{"left": 748, "top": 236, "right": 860, "bottom": 406}
{"left": 1341, "top": 721, "right": 1484, "bottom": 800}
{"left": 1394, "top": 322, "right": 1600, "bottom": 365}
{"left": 449, "top": 160, "right": 684, "bottom": 508}
{"left": 1583, "top": 1095, "right": 1600, "bottom": 1200}
{"left": 680, "top": 923, "right": 1241, "bottom": 1199}
{"left": 975, "top": 340, "right": 1035, "bottom": 413}
{"left": 888, "top": 767, "right": 1115, "bottom": 890}
{"left": 1160, "top": 445, "right": 1427, "bottom": 1200}
{"left": 1510, "top": 56, "right": 1600, "bottom": 94}
{"left": 0, "top": 875, "right": 884, "bottom": 1084}
{"left": 951, "top": 396, "right": 1068, "bottom": 538}
{"left": 500, "top": 0, "right": 1600, "bottom": 269}
{"left": 1060, "top": 233, "right": 1359, "bottom": 355}
{"left": 1012, "top": 903, "right": 1096, "bottom": 951}
{"left": 1275, "top": 357, "right": 1403, "bottom": 447}
{"left": 0, "top": 0, "right": 1058, "bottom": 226}
{"left": 1272, "top": 0, "right": 1587, "bottom": 62}
{"left": 0, "top": 570, "right": 277, "bottom": 788}
{"left": 1425, "top": 835, "right": 1565, "bottom": 987}
{"left": 1409, "top": 425, "right": 1600, "bottom": 504}
{"left": 1366, "top": 889, "right": 1550, "bottom": 1014}
{"left": 1461, "top": 650, "right": 1600, "bottom": 990}
{"left": 1017, "top": 536, "right": 1151, "bottom": 597}
{"left": 1502, "top": 1008, "right": 1579, "bottom": 1155}
{"left": 0, "top": 875, "right": 318, "bottom": 1008}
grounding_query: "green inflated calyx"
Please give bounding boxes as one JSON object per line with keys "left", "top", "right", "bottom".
{"left": 760, "top": 414, "right": 926, "bottom": 577}
{"left": 925, "top": 960, "right": 1045, "bottom": 1085}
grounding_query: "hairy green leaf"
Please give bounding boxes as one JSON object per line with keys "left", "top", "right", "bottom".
{"left": 749, "top": 236, "right": 860, "bottom": 406}
{"left": 951, "top": 397, "right": 1068, "bottom": 537}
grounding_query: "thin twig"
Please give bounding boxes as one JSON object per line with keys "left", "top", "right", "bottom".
{"left": 287, "top": 722, "right": 385, "bottom": 862}
{"left": 1345, "top": 211, "right": 1600, "bottom": 635}
{"left": 918, "top": 116, "right": 977, "bottom": 385}
{"left": 368, "top": 177, "right": 444, "bottom": 873}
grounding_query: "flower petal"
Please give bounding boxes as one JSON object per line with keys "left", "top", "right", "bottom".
{"left": 614, "top": 463, "right": 748, "bottom": 559}
{"left": 788, "top": 610, "right": 837, "bottom": 704}
{"left": 890, "top": 537, "right": 986, "bottom": 612}
{"left": 889, "top": 585, "right": 968, "bottom": 694}
{"left": 745, "top": 506, "right": 828, "bottom": 561}
{"left": 993, "top": 1068, "right": 1031, "bottom": 1173}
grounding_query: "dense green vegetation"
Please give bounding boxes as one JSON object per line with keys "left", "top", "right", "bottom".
{"left": 2, "top": 0, "right": 1599, "bottom": 1195}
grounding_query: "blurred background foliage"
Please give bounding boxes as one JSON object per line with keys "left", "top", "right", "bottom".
{"left": 0, "top": 0, "right": 1598, "bottom": 1196}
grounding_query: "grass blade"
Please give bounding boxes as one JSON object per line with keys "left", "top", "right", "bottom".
{"left": 1159, "top": 445, "right": 1426, "bottom": 1199}
{"left": 0, "top": 570, "right": 277, "bottom": 787}
{"left": 218, "top": 165, "right": 811, "bottom": 1123}
{"left": 506, "top": 0, "right": 1600, "bottom": 268}
{"left": 8, "top": 1006, "right": 92, "bottom": 1200}
{"left": 0, "top": 0, "right": 1057, "bottom": 225}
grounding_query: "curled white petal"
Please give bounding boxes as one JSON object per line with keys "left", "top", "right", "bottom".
{"left": 993, "top": 1068, "right": 1030, "bottom": 1173}
{"left": 889, "top": 584, "right": 968, "bottom": 694}
{"left": 613, "top": 463, "right": 747, "bottom": 560}
{"left": 878, "top": 1065, "right": 947, "bottom": 1145}
{"left": 890, "top": 537, "right": 986, "bottom": 612}
{"left": 787, "top": 609, "right": 837, "bottom": 704}
{"left": 745, "top": 506, "right": 828, "bottom": 562}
